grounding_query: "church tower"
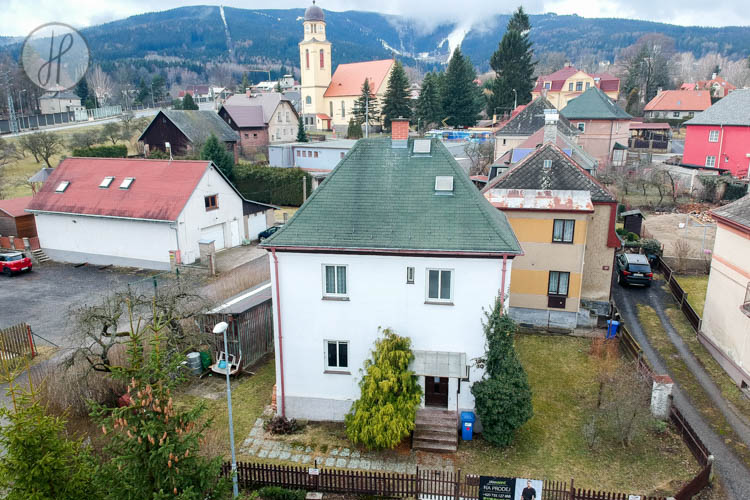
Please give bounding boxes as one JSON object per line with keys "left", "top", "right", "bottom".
{"left": 299, "top": 1, "right": 332, "bottom": 122}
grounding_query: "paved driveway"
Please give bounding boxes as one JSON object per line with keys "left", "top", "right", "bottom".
{"left": 0, "top": 262, "right": 154, "bottom": 349}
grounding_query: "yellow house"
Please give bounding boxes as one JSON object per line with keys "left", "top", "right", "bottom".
{"left": 531, "top": 66, "right": 620, "bottom": 110}
{"left": 299, "top": 2, "right": 394, "bottom": 133}
{"left": 700, "top": 195, "right": 750, "bottom": 387}
{"left": 482, "top": 141, "right": 620, "bottom": 330}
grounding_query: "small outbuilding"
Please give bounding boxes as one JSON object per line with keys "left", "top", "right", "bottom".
{"left": 621, "top": 209, "right": 645, "bottom": 237}
{"left": 0, "top": 196, "right": 37, "bottom": 238}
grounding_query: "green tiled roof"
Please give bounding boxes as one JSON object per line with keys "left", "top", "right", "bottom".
{"left": 262, "top": 138, "right": 522, "bottom": 255}
{"left": 561, "top": 87, "right": 632, "bottom": 120}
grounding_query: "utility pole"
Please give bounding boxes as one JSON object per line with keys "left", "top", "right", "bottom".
{"left": 302, "top": 177, "right": 307, "bottom": 202}
{"left": 17, "top": 90, "right": 25, "bottom": 131}
{"left": 7, "top": 94, "right": 18, "bottom": 134}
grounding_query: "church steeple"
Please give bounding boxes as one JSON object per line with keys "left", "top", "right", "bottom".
{"left": 299, "top": 1, "right": 332, "bottom": 118}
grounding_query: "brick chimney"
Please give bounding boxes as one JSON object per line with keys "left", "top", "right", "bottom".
{"left": 543, "top": 109, "right": 559, "bottom": 144}
{"left": 391, "top": 117, "right": 409, "bottom": 148}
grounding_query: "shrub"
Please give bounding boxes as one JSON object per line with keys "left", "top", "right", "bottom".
{"left": 345, "top": 328, "right": 422, "bottom": 450}
{"left": 616, "top": 227, "right": 627, "bottom": 236}
{"left": 264, "top": 416, "right": 303, "bottom": 435}
{"left": 257, "top": 486, "right": 306, "bottom": 500}
{"left": 471, "top": 300, "right": 533, "bottom": 447}
{"left": 234, "top": 164, "right": 313, "bottom": 206}
{"left": 626, "top": 232, "right": 639, "bottom": 242}
{"left": 72, "top": 144, "right": 128, "bottom": 158}
{"left": 640, "top": 238, "right": 662, "bottom": 257}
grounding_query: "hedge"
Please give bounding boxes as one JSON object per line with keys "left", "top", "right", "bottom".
{"left": 234, "top": 164, "right": 313, "bottom": 206}
{"left": 72, "top": 145, "right": 128, "bottom": 158}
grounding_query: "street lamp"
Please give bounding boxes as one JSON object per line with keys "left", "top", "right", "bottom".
{"left": 18, "top": 89, "right": 26, "bottom": 131}
{"left": 213, "top": 321, "right": 239, "bottom": 498}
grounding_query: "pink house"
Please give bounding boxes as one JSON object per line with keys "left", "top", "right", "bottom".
{"left": 682, "top": 89, "right": 750, "bottom": 179}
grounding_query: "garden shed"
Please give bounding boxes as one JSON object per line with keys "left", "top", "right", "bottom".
{"left": 621, "top": 209, "right": 645, "bottom": 237}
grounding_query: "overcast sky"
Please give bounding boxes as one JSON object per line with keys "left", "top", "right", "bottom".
{"left": 3, "top": 0, "right": 749, "bottom": 37}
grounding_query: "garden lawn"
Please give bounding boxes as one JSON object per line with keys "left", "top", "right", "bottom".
{"left": 674, "top": 274, "right": 708, "bottom": 316}
{"left": 456, "top": 334, "right": 698, "bottom": 495}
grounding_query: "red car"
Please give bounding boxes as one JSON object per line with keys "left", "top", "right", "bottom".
{"left": 0, "top": 252, "right": 32, "bottom": 276}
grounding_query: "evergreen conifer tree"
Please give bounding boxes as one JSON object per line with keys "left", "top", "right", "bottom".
{"left": 487, "top": 6, "right": 536, "bottom": 115}
{"left": 380, "top": 61, "right": 412, "bottom": 131}
{"left": 345, "top": 328, "right": 422, "bottom": 450}
{"left": 442, "top": 47, "right": 482, "bottom": 127}
{"left": 346, "top": 118, "right": 363, "bottom": 139}
{"left": 181, "top": 93, "right": 199, "bottom": 110}
{"left": 201, "top": 134, "right": 235, "bottom": 182}
{"left": 296, "top": 116, "right": 309, "bottom": 142}
{"left": 353, "top": 78, "right": 378, "bottom": 129}
{"left": 415, "top": 73, "right": 443, "bottom": 131}
{"left": 471, "top": 299, "right": 533, "bottom": 447}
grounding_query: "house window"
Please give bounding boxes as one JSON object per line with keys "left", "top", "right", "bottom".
{"left": 330, "top": 101, "right": 334, "bottom": 118}
{"left": 55, "top": 181, "right": 70, "bottom": 193}
{"left": 585, "top": 82, "right": 590, "bottom": 89}
{"left": 244, "top": 133, "right": 249, "bottom": 138}
{"left": 341, "top": 101, "right": 345, "bottom": 117}
{"left": 568, "top": 82, "right": 574, "bottom": 91}
{"left": 673, "top": 111, "right": 680, "bottom": 118}
{"left": 320, "top": 49, "right": 325, "bottom": 69}
{"left": 204, "top": 194, "right": 218, "bottom": 211}
{"left": 297, "top": 150, "right": 301, "bottom": 157}
{"left": 543, "top": 159, "right": 552, "bottom": 169}
{"left": 325, "top": 340, "right": 348, "bottom": 370}
{"left": 119, "top": 177, "right": 135, "bottom": 190}
{"left": 426, "top": 269, "right": 453, "bottom": 303}
{"left": 552, "top": 219, "right": 575, "bottom": 243}
{"left": 705, "top": 156, "right": 716, "bottom": 168}
{"left": 306, "top": 96, "right": 312, "bottom": 105}
{"left": 576, "top": 81, "right": 583, "bottom": 92}
{"left": 323, "top": 264, "right": 347, "bottom": 297}
{"left": 277, "top": 113, "right": 282, "bottom": 123}
{"left": 577, "top": 122, "right": 585, "bottom": 132}
{"left": 708, "top": 130, "right": 719, "bottom": 142}
{"left": 305, "top": 49, "right": 310, "bottom": 69}
{"left": 286, "top": 111, "right": 290, "bottom": 122}
{"left": 406, "top": 266, "right": 415, "bottom": 284}
{"left": 543, "top": 81, "right": 551, "bottom": 90}
{"left": 548, "top": 271, "right": 570, "bottom": 309}
{"left": 99, "top": 176, "right": 114, "bottom": 188}
{"left": 314, "top": 151, "right": 319, "bottom": 158}
{"left": 340, "top": 152, "right": 345, "bottom": 159}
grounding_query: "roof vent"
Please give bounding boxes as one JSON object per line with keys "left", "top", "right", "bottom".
{"left": 99, "top": 176, "right": 114, "bottom": 188}
{"left": 55, "top": 181, "right": 70, "bottom": 193}
{"left": 119, "top": 177, "right": 135, "bottom": 190}
{"left": 413, "top": 139, "right": 431, "bottom": 154}
{"left": 435, "top": 175, "right": 454, "bottom": 194}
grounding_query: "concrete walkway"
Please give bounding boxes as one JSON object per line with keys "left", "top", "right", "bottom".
{"left": 612, "top": 280, "right": 750, "bottom": 500}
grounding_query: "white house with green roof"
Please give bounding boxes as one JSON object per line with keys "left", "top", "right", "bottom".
{"left": 261, "top": 123, "right": 522, "bottom": 430}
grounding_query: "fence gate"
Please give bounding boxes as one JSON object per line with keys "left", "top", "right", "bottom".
{"left": 0, "top": 323, "right": 37, "bottom": 364}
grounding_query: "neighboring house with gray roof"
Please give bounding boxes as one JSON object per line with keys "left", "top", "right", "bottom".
{"left": 260, "top": 122, "right": 522, "bottom": 426}
{"left": 221, "top": 92, "right": 300, "bottom": 158}
{"left": 495, "top": 96, "right": 579, "bottom": 161}
{"left": 701, "top": 194, "right": 750, "bottom": 387}
{"left": 482, "top": 141, "right": 619, "bottom": 330}
{"left": 682, "top": 89, "right": 750, "bottom": 178}
{"left": 139, "top": 110, "right": 239, "bottom": 161}
{"left": 39, "top": 91, "right": 83, "bottom": 114}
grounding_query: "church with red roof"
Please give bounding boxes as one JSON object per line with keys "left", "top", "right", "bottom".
{"left": 299, "top": 1, "right": 394, "bottom": 133}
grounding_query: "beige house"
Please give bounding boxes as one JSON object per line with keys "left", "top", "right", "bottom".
{"left": 482, "top": 134, "right": 620, "bottom": 330}
{"left": 531, "top": 66, "right": 620, "bottom": 110}
{"left": 39, "top": 91, "right": 83, "bottom": 114}
{"left": 299, "top": 2, "right": 394, "bottom": 134}
{"left": 700, "top": 195, "right": 750, "bottom": 387}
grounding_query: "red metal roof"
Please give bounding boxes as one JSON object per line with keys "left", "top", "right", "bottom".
{"left": 0, "top": 196, "right": 33, "bottom": 218}
{"left": 27, "top": 158, "right": 213, "bottom": 221}
{"left": 324, "top": 60, "right": 393, "bottom": 98}
{"left": 644, "top": 90, "right": 711, "bottom": 112}
{"left": 316, "top": 113, "right": 331, "bottom": 120}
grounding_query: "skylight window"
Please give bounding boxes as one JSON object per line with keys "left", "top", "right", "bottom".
{"left": 55, "top": 181, "right": 70, "bottom": 193}
{"left": 413, "top": 139, "right": 431, "bottom": 154}
{"left": 435, "top": 176, "right": 454, "bottom": 193}
{"left": 119, "top": 177, "right": 135, "bottom": 190}
{"left": 543, "top": 160, "right": 552, "bottom": 169}
{"left": 99, "top": 176, "right": 114, "bottom": 188}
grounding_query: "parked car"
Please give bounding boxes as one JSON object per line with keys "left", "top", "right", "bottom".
{"left": 259, "top": 225, "right": 282, "bottom": 241}
{"left": 0, "top": 251, "right": 33, "bottom": 276}
{"left": 616, "top": 253, "right": 653, "bottom": 287}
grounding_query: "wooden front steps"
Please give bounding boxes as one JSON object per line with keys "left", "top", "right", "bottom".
{"left": 413, "top": 408, "right": 458, "bottom": 453}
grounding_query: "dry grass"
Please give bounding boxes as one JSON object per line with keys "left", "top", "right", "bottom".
{"left": 203, "top": 257, "right": 270, "bottom": 303}
{"left": 674, "top": 274, "right": 709, "bottom": 317}
{"left": 274, "top": 206, "right": 298, "bottom": 224}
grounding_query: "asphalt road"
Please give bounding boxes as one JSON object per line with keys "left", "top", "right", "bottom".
{"left": 612, "top": 278, "right": 750, "bottom": 500}
{"left": 0, "top": 262, "right": 154, "bottom": 348}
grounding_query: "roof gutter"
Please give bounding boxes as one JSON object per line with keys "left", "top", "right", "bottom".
{"left": 24, "top": 209, "right": 174, "bottom": 223}
{"left": 261, "top": 245, "right": 523, "bottom": 258}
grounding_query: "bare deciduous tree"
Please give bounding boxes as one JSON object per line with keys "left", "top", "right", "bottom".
{"left": 464, "top": 141, "right": 495, "bottom": 176}
{"left": 88, "top": 65, "right": 114, "bottom": 106}
{"left": 18, "top": 132, "right": 63, "bottom": 167}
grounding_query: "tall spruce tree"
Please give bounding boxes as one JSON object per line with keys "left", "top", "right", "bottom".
{"left": 380, "top": 60, "right": 412, "bottom": 131}
{"left": 415, "top": 73, "right": 443, "bottom": 131}
{"left": 487, "top": 6, "right": 536, "bottom": 115}
{"left": 181, "top": 93, "right": 199, "bottom": 110}
{"left": 471, "top": 299, "right": 533, "bottom": 447}
{"left": 296, "top": 116, "right": 309, "bottom": 142}
{"left": 442, "top": 46, "right": 482, "bottom": 127}
{"left": 201, "top": 134, "right": 235, "bottom": 182}
{"left": 353, "top": 78, "right": 379, "bottom": 129}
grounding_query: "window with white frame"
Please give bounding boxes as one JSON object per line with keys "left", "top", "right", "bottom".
{"left": 325, "top": 340, "right": 348, "bottom": 370}
{"left": 705, "top": 155, "right": 716, "bottom": 168}
{"left": 708, "top": 130, "right": 719, "bottom": 142}
{"left": 577, "top": 122, "right": 585, "bottom": 132}
{"left": 673, "top": 111, "right": 680, "bottom": 118}
{"left": 426, "top": 269, "right": 453, "bottom": 302}
{"left": 323, "top": 265, "right": 347, "bottom": 297}
{"left": 552, "top": 219, "right": 575, "bottom": 243}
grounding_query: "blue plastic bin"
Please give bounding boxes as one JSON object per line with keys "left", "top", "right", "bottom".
{"left": 460, "top": 411, "right": 475, "bottom": 441}
{"left": 606, "top": 320, "right": 620, "bottom": 339}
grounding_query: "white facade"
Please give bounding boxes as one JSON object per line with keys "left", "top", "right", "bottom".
{"left": 268, "top": 101, "right": 300, "bottom": 143}
{"left": 36, "top": 166, "right": 251, "bottom": 270}
{"left": 270, "top": 251, "right": 513, "bottom": 422}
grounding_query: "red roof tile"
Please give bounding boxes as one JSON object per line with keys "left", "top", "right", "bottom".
{"left": 27, "top": 158, "right": 213, "bottom": 221}
{"left": 0, "top": 196, "right": 33, "bottom": 218}
{"left": 324, "top": 60, "right": 393, "bottom": 98}
{"left": 533, "top": 67, "right": 619, "bottom": 93}
{"left": 696, "top": 76, "right": 736, "bottom": 91}
{"left": 644, "top": 90, "right": 712, "bottom": 112}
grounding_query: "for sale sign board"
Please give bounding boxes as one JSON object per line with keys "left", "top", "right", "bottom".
{"left": 479, "top": 476, "right": 543, "bottom": 500}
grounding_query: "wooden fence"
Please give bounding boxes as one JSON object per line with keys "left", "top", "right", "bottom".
{"left": 654, "top": 256, "right": 702, "bottom": 332}
{"left": 221, "top": 462, "right": 668, "bottom": 500}
{"left": 0, "top": 323, "right": 36, "bottom": 363}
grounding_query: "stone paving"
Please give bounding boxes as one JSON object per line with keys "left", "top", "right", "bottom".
{"left": 239, "top": 417, "right": 456, "bottom": 473}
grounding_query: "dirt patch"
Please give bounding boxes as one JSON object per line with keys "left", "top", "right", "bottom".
{"left": 643, "top": 213, "right": 716, "bottom": 257}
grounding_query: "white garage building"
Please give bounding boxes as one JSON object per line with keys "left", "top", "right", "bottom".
{"left": 27, "top": 157, "right": 275, "bottom": 270}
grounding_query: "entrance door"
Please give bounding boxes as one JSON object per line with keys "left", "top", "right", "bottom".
{"left": 424, "top": 377, "right": 449, "bottom": 408}
{"left": 230, "top": 220, "right": 241, "bottom": 247}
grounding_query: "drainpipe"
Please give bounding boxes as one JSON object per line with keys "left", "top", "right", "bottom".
{"left": 717, "top": 124, "right": 725, "bottom": 169}
{"left": 499, "top": 255, "right": 508, "bottom": 312}
{"left": 171, "top": 223, "right": 181, "bottom": 264}
{"left": 271, "top": 248, "right": 286, "bottom": 417}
